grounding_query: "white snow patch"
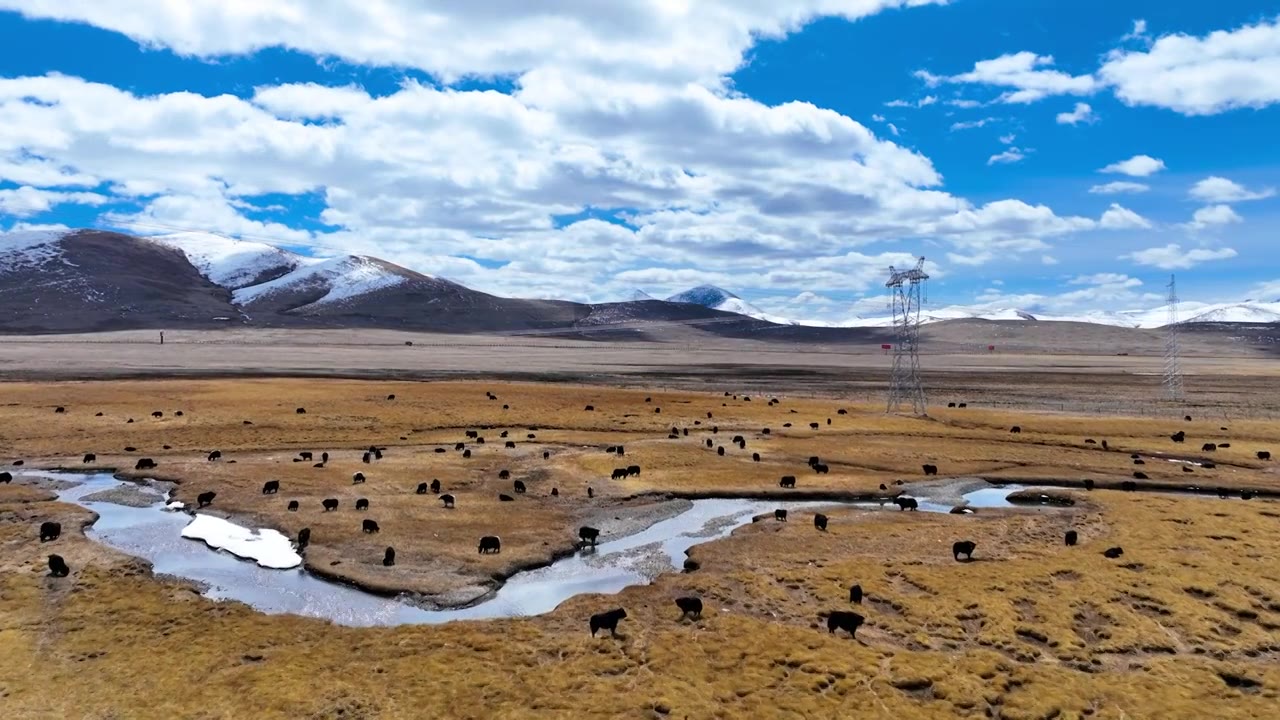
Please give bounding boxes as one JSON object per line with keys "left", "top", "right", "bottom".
{"left": 164, "top": 501, "right": 186, "bottom": 511}
{"left": 145, "top": 232, "right": 302, "bottom": 290}
{"left": 0, "top": 229, "right": 68, "bottom": 271}
{"left": 232, "top": 255, "right": 409, "bottom": 306}
{"left": 180, "top": 514, "right": 302, "bottom": 569}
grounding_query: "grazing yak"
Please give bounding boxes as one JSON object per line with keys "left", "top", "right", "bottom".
{"left": 922, "top": 464, "right": 938, "bottom": 476}
{"left": 551, "top": 488, "right": 559, "bottom": 497}
{"left": 353, "top": 472, "right": 366, "bottom": 484}
{"left": 849, "top": 584, "right": 863, "bottom": 604}
{"left": 579, "top": 526, "right": 600, "bottom": 547}
{"left": 752, "top": 453, "right": 761, "bottom": 462}
{"left": 1065, "top": 530, "right": 1078, "bottom": 546}
{"left": 356, "top": 498, "right": 369, "bottom": 511}
{"left": 809, "top": 422, "right": 820, "bottom": 430}
{"left": 295, "top": 407, "right": 306, "bottom": 414}
{"left": 705, "top": 439, "right": 714, "bottom": 449}
{"left": 83, "top": 453, "right": 96, "bottom": 463}
{"left": 1084, "top": 479, "right": 1095, "bottom": 491}
{"left": 55, "top": 406, "right": 66, "bottom": 414}
{"left": 612, "top": 468, "right": 629, "bottom": 480}
{"left": 322, "top": 452, "right": 329, "bottom": 463}
{"left": 463, "top": 449, "right": 472, "bottom": 459}
{"left": 430, "top": 479, "right": 441, "bottom": 494}
{"left": 197, "top": 491, "right": 216, "bottom": 508}
{"left": 587, "top": 487, "right": 595, "bottom": 499}
{"left": 1171, "top": 431, "right": 1185, "bottom": 443}
{"left": 478, "top": 535, "right": 501, "bottom": 554}
{"left": 774, "top": 509, "right": 788, "bottom": 522}
{"left": 895, "top": 497, "right": 919, "bottom": 512}
{"left": 135, "top": 458, "right": 157, "bottom": 470}
{"left": 717, "top": 446, "right": 725, "bottom": 456}
{"left": 296, "top": 528, "right": 311, "bottom": 550}
{"left": 626, "top": 465, "right": 640, "bottom": 477}
{"left": 416, "top": 482, "right": 429, "bottom": 495}
{"left": 543, "top": 451, "right": 551, "bottom": 460}
{"left": 826, "top": 611, "right": 864, "bottom": 638}
{"left": 813, "top": 513, "right": 828, "bottom": 531}
{"left": 287, "top": 500, "right": 299, "bottom": 512}
{"left": 505, "top": 441, "right": 516, "bottom": 449}
{"left": 39, "top": 521, "right": 62, "bottom": 542}
{"left": 440, "top": 494, "right": 456, "bottom": 508}
{"left": 952, "top": 540, "right": 976, "bottom": 561}
{"left": 1103, "top": 547, "right": 1124, "bottom": 559}
{"left": 1257, "top": 451, "right": 1271, "bottom": 461}
{"left": 1132, "top": 472, "right": 1148, "bottom": 480}
{"left": 0, "top": 472, "right": 10, "bottom": 484}
{"left": 48, "top": 554, "right": 70, "bottom": 578}
{"left": 262, "top": 480, "right": 279, "bottom": 495}
{"left": 383, "top": 547, "right": 396, "bottom": 566}
{"left": 362, "top": 452, "right": 372, "bottom": 464}
{"left": 675, "top": 597, "right": 703, "bottom": 620}
{"left": 590, "top": 608, "right": 627, "bottom": 637}
{"left": 514, "top": 480, "right": 527, "bottom": 494}
{"left": 1242, "top": 490, "right": 1256, "bottom": 501}
{"left": 362, "top": 519, "right": 380, "bottom": 534}
{"left": 322, "top": 498, "right": 339, "bottom": 511}
{"left": 207, "top": 450, "right": 223, "bottom": 462}
{"left": 152, "top": 411, "right": 163, "bottom": 418}
{"left": 498, "top": 494, "right": 515, "bottom": 502}
{"left": 808, "top": 456, "right": 821, "bottom": 467}
{"left": 780, "top": 475, "right": 797, "bottom": 488}
{"left": 1203, "top": 443, "right": 1217, "bottom": 452}
{"left": 812, "top": 463, "right": 830, "bottom": 475}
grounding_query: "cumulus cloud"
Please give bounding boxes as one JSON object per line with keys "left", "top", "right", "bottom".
{"left": 1070, "top": 272, "right": 1142, "bottom": 287}
{"left": 1088, "top": 181, "right": 1150, "bottom": 195}
{"left": 1055, "top": 102, "right": 1096, "bottom": 125}
{"left": 987, "top": 147, "right": 1026, "bottom": 165}
{"left": 950, "top": 117, "right": 996, "bottom": 131}
{"left": 1099, "top": 203, "right": 1153, "bottom": 230}
{"left": 918, "top": 52, "right": 1098, "bottom": 104}
{"left": 1098, "top": 16, "right": 1280, "bottom": 115}
{"left": 1100, "top": 154, "right": 1166, "bottom": 177}
{"left": 1189, "top": 176, "right": 1276, "bottom": 203}
{"left": 1124, "top": 244, "right": 1238, "bottom": 269}
{"left": 1189, "top": 204, "right": 1244, "bottom": 229}
{"left": 0, "top": 186, "right": 109, "bottom": 217}
{"left": 885, "top": 95, "right": 938, "bottom": 108}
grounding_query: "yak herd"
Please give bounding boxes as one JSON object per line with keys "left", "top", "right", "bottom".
{"left": 20, "top": 392, "right": 1277, "bottom": 643}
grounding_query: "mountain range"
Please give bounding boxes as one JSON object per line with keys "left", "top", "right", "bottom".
{"left": 1, "top": 229, "right": 1275, "bottom": 336}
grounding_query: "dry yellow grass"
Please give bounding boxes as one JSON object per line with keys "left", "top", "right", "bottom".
{"left": 2, "top": 379, "right": 1280, "bottom": 718}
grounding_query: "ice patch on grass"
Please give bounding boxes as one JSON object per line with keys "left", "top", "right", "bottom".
{"left": 180, "top": 514, "right": 301, "bottom": 569}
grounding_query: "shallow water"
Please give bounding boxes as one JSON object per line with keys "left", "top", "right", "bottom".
{"left": 31, "top": 471, "right": 1018, "bottom": 627}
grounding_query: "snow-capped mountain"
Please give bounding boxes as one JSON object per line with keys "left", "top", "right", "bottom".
{"left": 665, "top": 285, "right": 800, "bottom": 326}
{"left": 232, "top": 255, "right": 411, "bottom": 308}
{"left": 145, "top": 232, "right": 301, "bottom": 290}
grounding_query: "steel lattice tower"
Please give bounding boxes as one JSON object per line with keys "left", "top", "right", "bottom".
{"left": 1163, "top": 274, "right": 1185, "bottom": 402}
{"left": 886, "top": 257, "right": 929, "bottom": 415}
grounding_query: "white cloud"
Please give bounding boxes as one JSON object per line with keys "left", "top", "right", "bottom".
{"left": 1124, "top": 244, "right": 1238, "bottom": 269}
{"left": 950, "top": 117, "right": 996, "bottom": 131}
{"left": 1099, "top": 154, "right": 1166, "bottom": 177}
{"left": 1122, "top": 19, "right": 1149, "bottom": 43}
{"left": 1098, "top": 17, "right": 1280, "bottom": 115}
{"left": 946, "top": 99, "right": 983, "bottom": 109}
{"left": 871, "top": 113, "right": 886, "bottom": 122}
{"left": 0, "top": 186, "right": 109, "bottom": 217}
{"left": 1041, "top": 255, "right": 1059, "bottom": 265}
{"left": 987, "top": 147, "right": 1026, "bottom": 165}
{"left": 920, "top": 52, "right": 1098, "bottom": 104}
{"left": 1189, "top": 176, "right": 1276, "bottom": 203}
{"left": 0, "top": 0, "right": 949, "bottom": 86}
{"left": 1099, "top": 203, "right": 1152, "bottom": 230}
{"left": 1089, "top": 181, "right": 1150, "bottom": 195}
{"left": 997, "top": 133, "right": 1016, "bottom": 144}
{"left": 1070, "top": 273, "right": 1142, "bottom": 287}
{"left": 885, "top": 95, "right": 937, "bottom": 108}
{"left": 1055, "top": 102, "right": 1097, "bottom": 125}
{"left": 1189, "top": 204, "right": 1244, "bottom": 229}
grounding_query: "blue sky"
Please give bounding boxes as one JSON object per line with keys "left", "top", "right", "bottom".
{"left": 1, "top": 1, "right": 1277, "bottom": 321}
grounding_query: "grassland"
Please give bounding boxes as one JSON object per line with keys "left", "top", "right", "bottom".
{"left": 2, "top": 379, "right": 1279, "bottom": 718}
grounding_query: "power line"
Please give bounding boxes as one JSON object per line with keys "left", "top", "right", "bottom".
{"left": 885, "top": 256, "right": 928, "bottom": 415}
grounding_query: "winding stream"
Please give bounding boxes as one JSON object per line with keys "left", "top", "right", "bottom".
{"left": 29, "top": 471, "right": 1018, "bottom": 627}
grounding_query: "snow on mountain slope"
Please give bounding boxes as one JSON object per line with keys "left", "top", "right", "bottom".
{"left": 232, "top": 255, "right": 410, "bottom": 307}
{"left": 0, "top": 229, "right": 70, "bottom": 271}
{"left": 666, "top": 285, "right": 801, "bottom": 325}
{"left": 1183, "top": 303, "right": 1280, "bottom": 324}
{"left": 145, "top": 232, "right": 302, "bottom": 290}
